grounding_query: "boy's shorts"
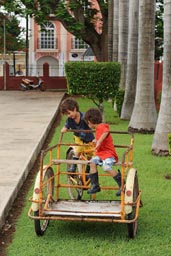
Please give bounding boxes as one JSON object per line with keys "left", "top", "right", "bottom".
{"left": 90, "top": 156, "right": 117, "bottom": 171}
{"left": 73, "top": 136, "right": 95, "bottom": 157}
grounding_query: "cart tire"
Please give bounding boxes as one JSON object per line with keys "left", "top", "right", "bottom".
{"left": 34, "top": 210, "right": 49, "bottom": 236}
{"left": 66, "top": 149, "right": 83, "bottom": 200}
{"left": 127, "top": 172, "right": 139, "bottom": 239}
{"left": 34, "top": 167, "right": 54, "bottom": 236}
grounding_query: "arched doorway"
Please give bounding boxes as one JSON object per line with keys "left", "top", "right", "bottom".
{"left": 37, "top": 56, "right": 59, "bottom": 76}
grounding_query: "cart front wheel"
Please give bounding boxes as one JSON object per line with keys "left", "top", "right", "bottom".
{"left": 34, "top": 167, "right": 54, "bottom": 236}
{"left": 127, "top": 172, "right": 139, "bottom": 239}
{"left": 34, "top": 211, "right": 49, "bottom": 236}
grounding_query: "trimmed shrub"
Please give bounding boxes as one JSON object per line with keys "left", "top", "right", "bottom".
{"left": 65, "top": 61, "right": 121, "bottom": 108}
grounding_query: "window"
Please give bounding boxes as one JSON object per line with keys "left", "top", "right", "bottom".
{"left": 72, "top": 37, "right": 88, "bottom": 49}
{"left": 40, "top": 22, "right": 56, "bottom": 49}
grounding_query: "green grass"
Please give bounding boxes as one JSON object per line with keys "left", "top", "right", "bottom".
{"left": 6, "top": 97, "right": 171, "bottom": 256}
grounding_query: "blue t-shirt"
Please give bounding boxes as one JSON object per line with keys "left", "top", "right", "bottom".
{"left": 65, "top": 112, "right": 94, "bottom": 142}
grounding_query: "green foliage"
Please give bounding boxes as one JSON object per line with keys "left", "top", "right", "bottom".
{"left": 115, "top": 89, "right": 125, "bottom": 117}
{"left": 155, "top": 0, "right": 163, "bottom": 60}
{"left": 3, "top": 0, "right": 109, "bottom": 61}
{"left": 65, "top": 61, "right": 121, "bottom": 108}
{"left": 6, "top": 97, "right": 171, "bottom": 256}
{"left": 0, "top": 13, "right": 25, "bottom": 53}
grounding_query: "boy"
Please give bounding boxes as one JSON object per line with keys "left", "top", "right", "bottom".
{"left": 60, "top": 98, "right": 95, "bottom": 172}
{"left": 84, "top": 108, "right": 121, "bottom": 196}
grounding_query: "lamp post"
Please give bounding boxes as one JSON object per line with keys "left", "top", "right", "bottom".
{"left": 25, "top": 14, "right": 29, "bottom": 76}
{"left": 3, "top": 16, "right": 6, "bottom": 90}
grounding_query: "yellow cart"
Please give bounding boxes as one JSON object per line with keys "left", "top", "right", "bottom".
{"left": 28, "top": 131, "right": 142, "bottom": 239}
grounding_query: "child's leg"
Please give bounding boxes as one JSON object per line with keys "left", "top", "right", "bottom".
{"left": 68, "top": 136, "right": 83, "bottom": 173}
{"left": 87, "top": 158, "right": 101, "bottom": 194}
{"left": 68, "top": 149, "right": 81, "bottom": 173}
{"left": 103, "top": 158, "right": 122, "bottom": 197}
{"left": 106, "top": 169, "right": 122, "bottom": 196}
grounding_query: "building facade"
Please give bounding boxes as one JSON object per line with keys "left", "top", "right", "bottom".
{"left": 28, "top": 18, "right": 93, "bottom": 77}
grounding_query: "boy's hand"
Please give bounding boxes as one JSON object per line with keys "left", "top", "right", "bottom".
{"left": 95, "top": 140, "right": 101, "bottom": 150}
{"left": 61, "top": 126, "right": 68, "bottom": 133}
{"left": 92, "top": 139, "right": 96, "bottom": 144}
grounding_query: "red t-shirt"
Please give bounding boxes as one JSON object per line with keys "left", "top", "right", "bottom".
{"left": 95, "top": 123, "right": 118, "bottom": 162}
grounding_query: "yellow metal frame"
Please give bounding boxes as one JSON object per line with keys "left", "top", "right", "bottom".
{"left": 28, "top": 130, "right": 142, "bottom": 225}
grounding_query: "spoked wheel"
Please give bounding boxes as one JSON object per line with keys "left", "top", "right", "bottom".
{"left": 127, "top": 172, "right": 139, "bottom": 239}
{"left": 34, "top": 167, "right": 54, "bottom": 236}
{"left": 66, "top": 149, "right": 83, "bottom": 200}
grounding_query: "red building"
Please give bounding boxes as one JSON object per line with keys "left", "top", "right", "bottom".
{"left": 29, "top": 19, "right": 91, "bottom": 77}
{"left": 28, "top": 0, "right": 102, "bottom": 76}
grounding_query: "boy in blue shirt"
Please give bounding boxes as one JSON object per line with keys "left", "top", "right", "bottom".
{"left": 60, "top": 98, "right": 95, "bottom": 172}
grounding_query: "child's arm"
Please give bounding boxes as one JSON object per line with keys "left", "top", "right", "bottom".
{"left": 61, "top": 126, "right": 68, "bottom": 133}
{"left": 96, "top": 131, "right": 109, "bottom": 149}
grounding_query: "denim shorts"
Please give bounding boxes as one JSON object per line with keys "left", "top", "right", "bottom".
{"left": 90, "top": 156, "right": 117, "bottom": 171}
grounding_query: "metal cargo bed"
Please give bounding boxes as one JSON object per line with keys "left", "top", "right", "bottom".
{"left": 44, "top": 200, "right": 121, "bottom": 218}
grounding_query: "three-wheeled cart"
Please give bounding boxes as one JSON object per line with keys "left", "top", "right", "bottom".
{"left": 28, "top": 131, "right": 142, "bottom": 238}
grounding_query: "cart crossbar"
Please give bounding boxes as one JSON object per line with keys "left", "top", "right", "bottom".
{"left": 52, "top": 159, "right": 133, "bottom": 167}
{"left": 53, "top": 159, "right": 89, "bottom": 165}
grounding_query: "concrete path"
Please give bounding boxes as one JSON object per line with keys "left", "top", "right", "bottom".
{"left": 0, "top": 91, "right": 65, "bottom": 229}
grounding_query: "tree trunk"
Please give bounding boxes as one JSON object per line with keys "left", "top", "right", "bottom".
{"left": 128, "top": 0, "right": 157, "bottom": 132}
{"left": 108, "top": 0, "right": 114, "bottom": 61}
{"left": 120, "top": 0, "right": 139, "bottom": 120}
{"left": 118, "top": 0, "right": 129, "bottom": 89}
{"left": 152, "top": 0, "right": 171, "bottom": 155}
{"left": 113, "top": 0, "right": 119, "bottom": 61}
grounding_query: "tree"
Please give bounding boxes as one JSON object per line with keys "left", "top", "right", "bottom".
{"left": 120, "top": 0, "right": 139, "bottom": 120}
{"left": 128, "top": 0, "right": 157, "bottom": 133}
{"left": 152, "top": 0, "right": 171, "bottom": 155}
{"left": 112, "top": 0, "right": 119, "bottom": 61}
{"left": 118, "top": 0, "right": 129, "bottom": 89}
{"left": 4, "top": 0, "right": 108, "bottom": 61}
{"left": 0, "top": 12, "right": 25, "bottom": 53}
{"left": 108, "top": 0, "right": 113, "bottom": 61}
{"left": 155, "top": 0, "right": 164, "bottom": 60}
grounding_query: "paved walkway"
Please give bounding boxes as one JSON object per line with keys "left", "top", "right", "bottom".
{"left": 0, "top": 91, "right": 65, "bottom": 229}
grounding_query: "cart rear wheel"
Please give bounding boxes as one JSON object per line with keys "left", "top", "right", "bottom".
{"left": 127, "top": 172, "right": 139, "bottom": 239}
{"left": 66, "top": 149, "right": 83, "bottom": 200}
{"left": 34, "top": 167, "right": 54, "bottom": 236}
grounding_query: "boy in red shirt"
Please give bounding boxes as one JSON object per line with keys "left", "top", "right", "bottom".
{"left": 84, "top": 108, "right": 121, "bottom": 196}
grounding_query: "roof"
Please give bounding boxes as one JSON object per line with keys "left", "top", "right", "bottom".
{"left": 83, "top": 47, "right": 95, "bottom": 57}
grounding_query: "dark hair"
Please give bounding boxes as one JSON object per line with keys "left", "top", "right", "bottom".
{"left": 60, "top": 98, "right": 79, "bottom": 114}
{"left": 84, "top": 108, "right": 102, "bottom": 124}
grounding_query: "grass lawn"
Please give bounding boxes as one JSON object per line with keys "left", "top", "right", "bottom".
{"left": 6, "top": 97, "right": 171, "bottom": 256}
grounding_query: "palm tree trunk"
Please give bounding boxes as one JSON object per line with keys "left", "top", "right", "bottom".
{"left": 128, "top": 0, "right": 157, "bottom": 132}
{"left": 108, "top": 0, "right": 113, "bottom": 61}
{"left": 120, "top": 0, "right": 139, "bottom": 120}
{"left": 152, "top": 0, "right": 171, "bottom": 155}
{"left": 118, "top": 0, "right": 129, "bottom": 89}
{"left": 113, "top": 0, "right": 119, "bottom": 61}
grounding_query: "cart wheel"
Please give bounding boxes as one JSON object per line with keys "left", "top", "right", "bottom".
{"left": 34, "top": 210, "right": 49, "bottom": 236}
{"left": 127, "top": 172, "right": 139, "bottom": 239}
{"left": 66, "top": 149, "right": 83, "bottom": 200}
{"left": 34, "top": 167, "right": 54, "bottom": 236}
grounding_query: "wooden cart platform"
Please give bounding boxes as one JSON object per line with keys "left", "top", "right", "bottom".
{"left": 44, "top": 200, "right": 121, "bottom": 218}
